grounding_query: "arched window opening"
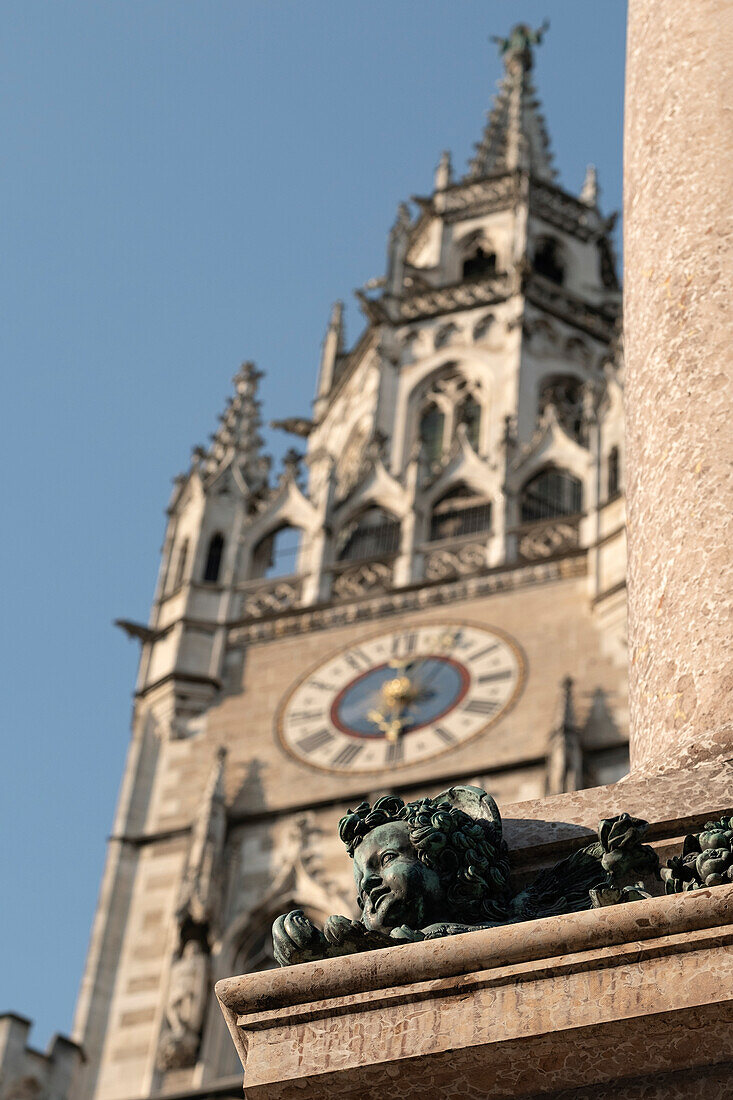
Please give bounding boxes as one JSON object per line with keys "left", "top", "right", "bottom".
{"left": 607, "top": 446, "right": 620, "bottom": 498}
{"left": 521, "top": 469, "right": 582, "bottom": 523}
{"left": 533, "top": 237, "right": 565, "bottom": 285}
{"left": 434, "top": 322, "right": 457, "bottom": 349}
{"left": 252, "top": 525, "right": 302, "bottom": 579}
{"left": 236, "top": 926, "right": 277, "bottom": 976}
{"left": 539, "top": 375, "right": 585, "bottom": 443}
{"left": 456, "top": 394, "right": 482, "bottom": 450}
{"left": 462, "top": 245, "right": 497, "bottom": 280}
{"left": 473, "top": 313, "right": 494, "bottom": 341}
{"left": 173, "top": 538, "right": 189, "bottom": 590}
{"left": 419, "top": 404, "right": 446, "bottom": 469}
{"left": 337, "top": 507, "right": 400, "bottom": 562}
{"left": 202, "top": 532, "right": 225, "bottom": 583}
{"left": 429, "top": 485, "right": 491, "bottom": 542}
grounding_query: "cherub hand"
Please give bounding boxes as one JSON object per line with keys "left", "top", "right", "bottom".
{"left": 272, "top": 909, "right": 329, "bottom": 967}
{"left": 388, "top": 924, "right": 426, "bottom": 943}
{"left": 323, "top": 914, "right": 362, "bottom": 946}
{"left": 324, "top": 914, "right": 395, "bottom": 955}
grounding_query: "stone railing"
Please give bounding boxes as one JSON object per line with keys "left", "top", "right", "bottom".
{"left": 421, "top": 537, "right": 488, "bottom": 581}
{"left": 330, "top": 557, "right": 395, "bottom": 602}
{"left": 514, "top": 516, "right": 581, "bottom": 562}
{"left": 238, "top": 575, "right": 303, "bottom": 619}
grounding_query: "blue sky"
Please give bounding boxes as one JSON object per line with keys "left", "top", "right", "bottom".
{"left": 0, "top": 1, "right": 627, "bottom": 1046}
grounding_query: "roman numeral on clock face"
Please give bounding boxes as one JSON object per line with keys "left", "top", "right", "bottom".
{"left": 385, "top": 739, "right": 404, "bottom": 764}
{"left": 463, "top": 698, "right": 500, "bottom": 716}
{"left": 392, "top": 631, "right": 417, "bottom": 658}
{"left": 477, "top": 669, "right": 513, "bottom": 684}
{"left": 308, "top": 679, "right": 335, "bottom": 693}
{"left": 343, "top": 648, "right": 370, "bottom": 672}
{"left": 290, "top": 709, "right": 324, "bottom": 723}
{"left": 295, "top": 728, "right": 334, "bottom": 754}
{"left": 470, "top": 643, "right": 500, "bottom": 662}
{"left": 331, "top": 742, "right": 364, "bottom": 768}
{"left": 434, "top": 725, "right": 456, "bottom": 745}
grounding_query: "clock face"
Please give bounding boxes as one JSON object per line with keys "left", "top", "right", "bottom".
{"left": 277, "top": 623, "right": 523, "bottom": 773}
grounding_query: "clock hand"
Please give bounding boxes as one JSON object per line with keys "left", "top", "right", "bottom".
{"left": 366, "top": 708, "right": 404, "bottom": 742}
{"left": 369, "top": 630, "right": 461, "bottom": 740}
{"left": 398, "top": 629, "right": 460, "bottom": 697}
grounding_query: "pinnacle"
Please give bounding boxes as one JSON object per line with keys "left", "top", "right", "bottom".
{"left": 580, "top": 164, "right": 599, "bottom": 207}
{"left": 199, "top": 361, "right": 271, "bottom": 491}
{"left": 467, "top": 23, "right": 556, "bottom": 183}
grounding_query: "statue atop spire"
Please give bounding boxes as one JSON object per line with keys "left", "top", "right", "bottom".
{"left": 468, "top": 22, "right": 556, "bottom": 182}
{"left": 491, "top": 21, "right": 549, "bottom": 72}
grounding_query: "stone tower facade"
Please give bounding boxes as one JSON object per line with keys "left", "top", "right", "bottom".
{"left": 71, "top": 27, "right": 628, "bottom": 1100}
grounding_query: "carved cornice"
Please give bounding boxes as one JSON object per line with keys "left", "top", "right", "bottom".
{"left": 438, "top": 173, "right": 519, "bottom": 226}
{"left": 529, "top": 180, "right": 602, "bottom": 242}
{"left": 227, "top": 555, "right": 586, "bottom": 647}
{"left": 525, "top": 278, "right": 618, "bottom": 343}
{"left": 385, "top": 272, "right": 512, "bottom": 324}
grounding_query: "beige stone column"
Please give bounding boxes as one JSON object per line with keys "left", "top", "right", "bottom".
{"left": 624, "top": 1, "right": 733, "bottom": 774}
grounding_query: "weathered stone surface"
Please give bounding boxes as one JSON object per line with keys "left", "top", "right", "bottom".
{"left": 624, "top": 0, "right": 733, "bottom": 775}
{"left": 217, "top": 885, "right": 733, "bottom": 1098}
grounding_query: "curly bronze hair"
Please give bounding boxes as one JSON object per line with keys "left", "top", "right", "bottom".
{"left": 339, "top": 794, "right": 511, "bottom": 924}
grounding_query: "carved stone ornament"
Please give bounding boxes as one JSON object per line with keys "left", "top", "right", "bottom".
{"left": 272, "top": 785, "right": 663, "bottom": 966}
{"left": 423, "top": 540, "right": 486, "bottom": 581}
{"left": 156, "top": 941, "right": 210, "bottom": 1071}
{"left": 156, "top": 750, "right": 227, "bottom": 1071}
{"left": 661, "top": 815, "right": 733, "bottom": 893}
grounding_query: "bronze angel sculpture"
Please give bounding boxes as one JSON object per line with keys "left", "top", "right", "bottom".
{"left": 272, "top": 786, "right": 660, "bottom": 967}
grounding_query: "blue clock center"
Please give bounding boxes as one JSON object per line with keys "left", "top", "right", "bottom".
{"left": 330, "top": 657, "right": 469, "bottom": 738}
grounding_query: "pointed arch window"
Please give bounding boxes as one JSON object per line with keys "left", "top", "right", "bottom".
{"left": 173, "top": 538, "right": 189, "bottom": 589}
{"left": 462, "top": 245, "right": 497, "bottom": 280}
{"left": 429, "top": 485, "right": 492, "bottom": 542}
{"left": 202, "top": 532, "right": 225, "bottom": 583}
{"left": 539, "top": 375, "right": 585, "bottom": 443}
{"left": 456, "top": 393, "right": 482, "bottom": 450}
{"left": 533, "top": 237, "right": 565, "bottom": 285}
{"left": 336, "top": 507, "right": 400, "bottom": 562}
{"left": 607, "top": 446, "right": 620, "bottom": 499}
{"left": 252, "top": 525, "right": 302, "bottom": 579}
{"left": 419, "top": 404, "right": 445, "bottom": 469}
{"left": 520, "top": 468, "right": 582, "bottom": 523}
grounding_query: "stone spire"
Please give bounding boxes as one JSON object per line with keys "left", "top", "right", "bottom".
{"left": 546, "top": 676, "right": 583, "bottom": 795}
{"left": 468, "top": 22, "right": 556, "bottom": 182}
{"left": 580, "top": 164, "right": 599, "bottom": 207}
{"left": 316, "top": 301, "right": 345, "bottom": 404}
{"left": 203, "top": 361, "right": 271, "bottom": 491}
{"left": 175, "top": 746, "right": 227, "bottom": 938}
{"left": 434, "top": 150, "right": 453, "bottom": 191}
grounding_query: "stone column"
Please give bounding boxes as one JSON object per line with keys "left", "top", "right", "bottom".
{"left": 624, "top": 0, "right": 733, "bottom": 774}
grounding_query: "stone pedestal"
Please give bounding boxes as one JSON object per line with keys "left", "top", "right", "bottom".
{"left": 216, "top": 764, "right": 733, "bottom": 1098}
{"left": 624, "top": 0, "right": 733, "bottom": 774}
{"left": 217, "top": 883, "right": 733, "bottom": 1099}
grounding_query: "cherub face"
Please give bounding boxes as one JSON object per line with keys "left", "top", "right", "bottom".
{"left": 353, "top": 821, "right": 445, "bottom": 933}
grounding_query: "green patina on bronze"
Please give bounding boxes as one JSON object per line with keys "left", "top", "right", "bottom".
{"left": 661, "top": 816, "right": 733, "bottom": 894}
{"left": 272, "top": 786, "right": 666, "bottom": 967}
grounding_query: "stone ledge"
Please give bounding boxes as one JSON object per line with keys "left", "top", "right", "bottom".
{"left": 216, "top": 885, "right": 733, "bottom": 1098}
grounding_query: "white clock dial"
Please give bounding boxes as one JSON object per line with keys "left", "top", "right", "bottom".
{"left": 277, "top": 623, "right": 523, "bottom": 773}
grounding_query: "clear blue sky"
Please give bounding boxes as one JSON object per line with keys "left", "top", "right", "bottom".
{"left": 0, "top": 2, "right": 627, "bottom": 1046}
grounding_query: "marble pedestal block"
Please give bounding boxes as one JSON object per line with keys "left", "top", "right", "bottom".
{"left": 217, "top": 764, "right": 733, "bottom": 1099}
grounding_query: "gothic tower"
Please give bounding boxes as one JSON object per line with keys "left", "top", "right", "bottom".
{"left": 72, "top": 26, "right": 627, "bottom": 1100}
